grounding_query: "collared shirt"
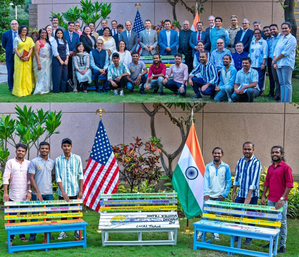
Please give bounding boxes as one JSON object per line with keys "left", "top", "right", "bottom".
{"left": 3, "top": 158, "right": 31, "bottom": 201}
{"left": 240, "top": 29, "right": 248, "bottom": 41}
{"left": 268, "top": 33, "right": 281, "bottom": 59}
{"left": 55, "top": 153, "right": 83, "bottom": 197}
{"left": 148, "top": 62, "right": 167, "bottom": 77}
{"left": 274, "top": 33, "right": 297, "bottom": 69}
{"left": 249, "top": 38, "right": 268, "bottom": 68}
{"left": 203, "top": 161, "right": 232, "bottom": 198}
{"left": 127, "top": 61, "right": 146, "bottom": 80}
{"left": 28, "top": 156, "right": 55, "bottom": 195}
{"left": 166, "top": 63, "right": 188, "bottom": 84}
{"left": 127, "top": 30, "right": 131, "bottom": 39}
{"left": 210, "top": 27, "right": 230, "bottom": 52}
{"left": 265, "top": 161, "right": 293, "bottom": 202}
{"left": 232, "top": 51, "right": 249, "bottom": 71}
{"left": 233, "top": 155, "right": 261, "bottom": 198}
{"left": 218, "top": 65, "right": 237, "bottom": 87}
{"left": 190, "top": 61, "right": 218, "bottom": 85}
{"left": 11, "top": 30, "right": 18, "bottom": 48}
{"left": 90, "top": 49, "right": 110, "bottom": 71}
{"left": 235, "top": 68, "right": 259, "bottom": 90}
{"left": 107, "top": 62, "right": 130, "bottom": 80}
{"left": 166, "top": 30, "right": 171, "bottom": 47}
{"left": 210, "top": 48, "right": 234, "bottom": 70}
{"left": 51, "top": 38, "right": 70, "bottom": 57}
{"left": 226, "top": 26, "right": 242, "bottom": 46}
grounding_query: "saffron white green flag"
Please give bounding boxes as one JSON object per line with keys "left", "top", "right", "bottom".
{"left": 172, "top": 122, "right": 205, "bottom": 219}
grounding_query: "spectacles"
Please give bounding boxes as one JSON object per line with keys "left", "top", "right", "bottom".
{"left": 254, "top": 33, "right": 261, "bottom": 35}
{"left": 97, "top": 43, "right": 103, "bottom": 45}
{"left": 217, "top": 43, "right": 224, "bottom": 45}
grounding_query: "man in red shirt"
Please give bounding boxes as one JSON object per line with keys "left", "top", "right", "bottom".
{"left": 261, "top": 146, "right": 293, "bottom": 254}
{"left": 143, "top": 53, "right": 166, "bottom": 95}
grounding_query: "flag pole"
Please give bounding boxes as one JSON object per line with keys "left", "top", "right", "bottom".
{"left": 135, "top": 2, "right": 141, "bottom": 10}
{"left": 95, "top": 108, "right": 106, "bottom": 120}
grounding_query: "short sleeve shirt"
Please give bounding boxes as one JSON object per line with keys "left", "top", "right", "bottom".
{"left": 127, "top": 61, "right": 146, "bottom": 80}
{"left": 235, "top": 68, "right": 259, "bottom": 90}
{"left": 28, "top": 156, "right": 55, "bottom": 195}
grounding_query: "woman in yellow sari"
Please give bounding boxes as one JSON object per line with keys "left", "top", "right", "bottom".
{"left": 13, "top": 25, "right": 35, "bottom": 97}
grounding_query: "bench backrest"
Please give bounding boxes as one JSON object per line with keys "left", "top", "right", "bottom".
{"left": 4, "top": 199, "right": 84, "bottom": 226}
{"left": 202, "top": 200, "right": 282, "bottom": 229}
{"left": 140, "top": 55, "right": 185, "bottom": 68}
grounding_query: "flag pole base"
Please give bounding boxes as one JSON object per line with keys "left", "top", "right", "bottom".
{"left": 181, "top": 227, "right": 194, "bottom": 234}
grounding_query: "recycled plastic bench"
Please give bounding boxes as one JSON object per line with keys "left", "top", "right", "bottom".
{"left": 193, "top": 200, "right": 282, "bottom": 257}
{"left": 140, "top": 55, "right": 185, "bottom": 68}
{"left": 4, "top": 199, "right": 88, "bottom": 254}
{"left": 98, "top": 192, "right": 180, "bottom": 246}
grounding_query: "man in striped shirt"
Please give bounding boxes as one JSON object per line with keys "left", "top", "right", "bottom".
{"left": 232, "top": 141, "right": 261, "bottom": 246}
{"left": 189, "top": 51, "right": 218, "bottom": 99}
{"left": 55, "top": 138, "right": 83, "bottom": 240}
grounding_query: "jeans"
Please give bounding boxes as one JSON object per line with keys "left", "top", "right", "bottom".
{"left": 231, "top": 88, "right": 260, "bottom": 102}
{"left": 30, "top": 194, "right": 54, "bottom": 237}
{"left": 268, "top": 200, "right": 288, "bottom": 248}
{"left": 192, "top": 77, "right": 215, "bottom": 96}
{"left": 276, "top": 66, "right": 293, "bottom": 103}
{"left": 8, "top": 199, "right": 26, "bottom": 240}
{"left": 127, "top": 74, "right": 147, "bottom": 91}
{"left": 52, "top": 56, "right": 68, "bottom": 93}
{"left": 92, "top": 69, "right": 108, "bottom": 90}
{"left": 271, "top": 62, "right": 280, "bottom": 98}
{"left": 164, "top": 79, "right": 186, "bottom": 95}
{"left": 214, "top": 85, "right": 234, "bottom": 101}
{"left": 253, "top": 67, "right": 266, "bottom": 93}
{"left": 268, "top": 58, "right": 275, "bottom": 96}
{"left": 147, "top": 77, "right": 164, "bottom": 93}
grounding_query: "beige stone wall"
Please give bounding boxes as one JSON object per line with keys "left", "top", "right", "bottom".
{"left": 32, "top": 0, "right": 284, "bottom": 31}
{"left": 1, "top": 103, "right": 298, "bottom": 181}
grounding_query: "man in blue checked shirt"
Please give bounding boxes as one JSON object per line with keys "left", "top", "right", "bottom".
{"left": 197, "top": 147, "right": 232, "bottom": 241}
{"left": 210, "top": 38, "right": 234, "bottom": 72}
{"left": 232, "top": 141, "right": 261, "bottom": 246}
{"left": 55, "top": 138, "right": 83, "bottom": 240}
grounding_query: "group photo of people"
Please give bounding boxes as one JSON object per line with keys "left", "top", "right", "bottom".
{"left": 1, "top": 15, "right": 297, "bottom": 102}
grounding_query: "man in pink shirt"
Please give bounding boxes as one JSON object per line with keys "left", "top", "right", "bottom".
{"left": 261, "top": 146, "right": 293, "bottom": 254}
{"left": 3, "top": 143, "right": 31, "bottom": 244}
{"left": 144, "top": 53, "right": 166, "bottom": 95}
{"left": 163, "top": 53, "right": 188, "bottom": 95}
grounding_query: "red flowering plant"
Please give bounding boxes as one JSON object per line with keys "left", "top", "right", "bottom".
{"left": 112, "top": 137, "right": 162, "bottom": 193}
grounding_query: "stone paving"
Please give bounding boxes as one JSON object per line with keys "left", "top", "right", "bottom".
{"left": 0, "top": 64, "right": 8, "bottom": 84}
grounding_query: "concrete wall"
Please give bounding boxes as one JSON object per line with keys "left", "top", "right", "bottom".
{"left": 31, "top": 0, "right": 284, "bottom": 30}
{"left": 1, "top": 102, "right": 298, "bottom": 181}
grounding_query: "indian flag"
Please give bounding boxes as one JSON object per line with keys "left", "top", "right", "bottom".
{"left": 191, "top": 12, "right": 200, "bottom": 31}
{"left": 172, "top": 122, "right": 205, "bottom": 219}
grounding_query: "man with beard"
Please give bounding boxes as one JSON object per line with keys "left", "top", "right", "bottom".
{"left": 197, "top": 147, "right": 231, "bottom": 241}
{"left": 261, "top": 146, "right": 293, "bottom": 254}
{"left": 232, "top": 142, "right": 261, "bottom": 246}
{"left": 214, "top": 54, "right": 237, "bottom": 102}
{"left": 28, "top": 142, "right": 55, "bottom": 241}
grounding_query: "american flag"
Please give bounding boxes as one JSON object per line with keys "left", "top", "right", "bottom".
{"left": 132, "top": 10, "right": 145, "bottom": 55}
{"left": 82, "top": 120, "right": 119, "bottom": 212}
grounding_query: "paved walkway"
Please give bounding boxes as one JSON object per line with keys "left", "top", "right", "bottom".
{"left": 0, "top": 63, "right": 8, "bottom": 84}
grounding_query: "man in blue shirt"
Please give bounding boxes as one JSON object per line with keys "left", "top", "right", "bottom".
{"left": 232, "top": 141, "right": 261, "bottom": 246}
{"left": 158, "top": 19, "right": 179, "bottom": 55}
{"left": 197, "top": 147, "right": 231, "bottom": 241}
{"left": 210, "top": 38, "right": 234, "bottom": 72}
{"left": 232, "top": 42, "right": 249, "bottom": 71}
{"left": 209, "top": 17, "right": 229, "bottom": 52}
{"left": 214, "top": 55, "right": 237, "bottom": 102}
{"left": 189, "top": 52, "right": 218, "bottom": 99}
{"left": 231, "top": 57, "right": 260, "bottom": 102}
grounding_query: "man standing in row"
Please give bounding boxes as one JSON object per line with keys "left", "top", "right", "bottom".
{"left": 178, "top": 20, "right": 193, "bottom": 73}
{"left": 190, "top": 22, "right": 209, "bottom": 56}
{"left": 227, "top": 15, "right": 242, "bottom": 53}
{"left": 113, "top": 24, "right": 124, "bottom": 50}
{"left": 120, "top": 21, "right": 138, "bottom": 53}
{"left": 159, "top": 19, "right": 178, "bottom": 56}
{"left": 139, "top": 19, "right": 158, "bottom": 56}
{"left": 111, "top": 20, "right": 118, "bottom": 36}
{"left": 51, "top": 16, "right": 65, "bottom": 36}
{"left": 205, "top": 16, "right": 215, "bottom": 51}
{"left": 97, "top": 20, "right": 109, "bottom": 36}
{"left": 210, "top": 17, "right": 229, "bottom": 52}
{"left": 234, "top": 19, "right": 254, "bottom": 53}
{"left": 261, "top": 146, "right": 293, "bottom": 254}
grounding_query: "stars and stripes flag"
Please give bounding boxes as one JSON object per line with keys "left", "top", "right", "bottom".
{"left": 82, "top": 120, "right": 119, "bottom": 212}
{"left": 132, "top": 10, "right": 145, "bottom": 55}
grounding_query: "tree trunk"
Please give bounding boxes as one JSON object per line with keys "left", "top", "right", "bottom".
{"left": 284, "top": 0, "right": 297, "bottom": 37}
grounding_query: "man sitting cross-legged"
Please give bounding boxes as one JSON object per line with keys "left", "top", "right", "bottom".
{"left": 163, "top": 53, "right": 188, "bottom": 96}
{"left": 231, "top": 56, "right": 260, "bottom": 102}
{"left": 188, "top": 52, "right": 218, "bottom": 99}
{"left": 126, "top": 51, "right": 148, "bottom": 93}
{"left": 214, "top": 54, "right": 237, "bottom": 102}
{"left": 144, "top": 53, "right": 166, "bottom": 95}
{"left": 108, "top": 52, "right": 130, "bottom": 96}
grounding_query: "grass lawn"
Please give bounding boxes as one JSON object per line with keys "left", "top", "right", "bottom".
{"left": 0, "top": 210, "right": 298, "bottom": 257}
{"left": 1, "top": 77, "right": 299, "bottom": 103}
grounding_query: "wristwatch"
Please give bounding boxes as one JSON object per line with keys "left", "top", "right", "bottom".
{"left": 28, "top": 190, "right": 32, "bottom": 193}
{"left": 280, "top": 197, "right": 285, "bottom": 201}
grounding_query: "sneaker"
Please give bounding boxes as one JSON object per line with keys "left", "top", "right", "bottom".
{"left": 74, "top": 231, "right": 84, "bottom": 239}
{"left": 29, "top": 235, "right": 36, "bottom": 241}
{"left": 113, "top": 89, "right": 118, "bottom": 95}
{"left": 191, "top": 94, "right": 202, "bottom": 99}
{"left": 278, "top": 246, "right": 286, "bottom": 254}
{"left": 20, "top": 237, "right": 28, "bottom": 242}
{"left": 120, "top": 90, "right": 125, "bottom": 96}
{"left": 160, "top": 92, "right": 165, "bottom": 96}
{"left": 197, "top": 231, "right": 203, "bottom": 240}
{"left": 140, "top": 90, "right": 145, "bottom": 95}
{"left": 244, "top": 238, "right": 252, "bottom": 246}
{"left": 212, "top": 233, "right": 220, "bottom": 241}
{"left": 153, "top": 89, "right": 158, "bottom": 94}
{"left": 57, "top": 231, "right": 67, "bottom": 240}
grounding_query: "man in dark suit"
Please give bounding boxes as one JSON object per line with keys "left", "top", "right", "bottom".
{"left": 190, "top": 21, "right": 210, "bottom": 56}
{"left": 51, "top": 16, "right": 65, "bottom": 37}
{"left": 113, "top": 24, "right": 124, "bottom": 50}
{"left": 97, "top": 20, "right": 111, "bottom": 36}
{"left": 2, "top": 20, "right": 19, "bottom": 92}
{"left": 205, "top": 15, "right": 215, "bottom": 51}
{"left": 158, "top": 19, "right": 179, "bottom": 55}
{"left": 120, "top": 21, "right": 138, "bottom": 53}
{"left": 63, "top": 21, "right": 80, "bottom": 83}
{"left": 178, "top": 20, "right": 193, "bottom": 72}
{"left": 234, "top": 19, "right": 254, "bottom": 53}
{"left": 111, "top": 20, "right": 118, "bottom": 36}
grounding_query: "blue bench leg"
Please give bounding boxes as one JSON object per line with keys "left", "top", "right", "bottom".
{"left": 273, "top": 235, "right": 279, "bottom": 256}
{"left": 8, "top": 231, "right": 12, "bottom": 254}
{"left": 229, "top": 236, "right": 235, "bottom": 256}
{"left": 193, "top": 227, "right": 197, "bottom": 250}
{"left": 83, "top": 227, "right": 87, "bottom": 248}
{"left": 269, "top": 236, "right": 274, "bottom": 257}
{"left": 45, "top": 232, "right": 49, "bottom": 252}
{"left": 237, "top": 237, "right": 242, "bottom": 249}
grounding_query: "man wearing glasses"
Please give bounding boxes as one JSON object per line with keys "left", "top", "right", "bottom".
{"left": 234, "top": 19, "right": 254, "bottom": 52}
{"left": 226, "top": 15, "right": 242, "bottom": 53}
